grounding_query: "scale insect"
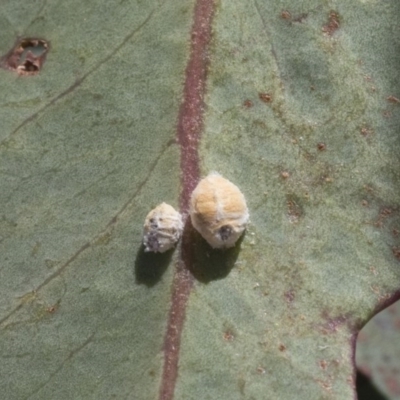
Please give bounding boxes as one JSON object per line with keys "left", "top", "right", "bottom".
{"left": 189, "top": 173, "right": 249, "bottom": 249}
{"left": 142, "top": 203, "right": 183, "bottom": 253}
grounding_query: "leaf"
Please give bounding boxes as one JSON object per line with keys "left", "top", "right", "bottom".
{"left": 1, "top": 0, "right": 400, "bottom": 399}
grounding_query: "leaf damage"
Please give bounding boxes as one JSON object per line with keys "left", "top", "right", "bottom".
{"left": 0, "top": 38, "right": 49, "bottom": 75}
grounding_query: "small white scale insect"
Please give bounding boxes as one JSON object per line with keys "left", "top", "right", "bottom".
{"left": 189, "top": 172, "right": 249, "bottom": 249}
{"left": 143, "top": 203, "right": 183, "bottom": 253}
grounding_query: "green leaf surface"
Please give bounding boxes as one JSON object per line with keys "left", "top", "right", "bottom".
{"left": 1, "top": 0, "right": 400, "bottom": 399}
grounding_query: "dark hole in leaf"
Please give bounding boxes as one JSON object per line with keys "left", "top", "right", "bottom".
{"left": 24, "top": 60, "right": 37, "bottom": 72}
{"left": 0, "top": 38, "right": 49, "bottom": 75}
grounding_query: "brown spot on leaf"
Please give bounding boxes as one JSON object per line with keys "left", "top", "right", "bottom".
{"left": 317, "top": 142, "right": 326, "bottom": 151}
{"left": 360, "top": 125, "right": 374, "bottom": 137}
{"left": 387, "top": 95, "right": 400, "bottom": 104}
{"left": 256, "top": 366, "right": 266, "bottom": 374}
{"left": 377, "top": 292, "right": 392, "bottom": 305}
{"left": 392, "top": 247, "right": 400, "bottom": 260}
{"left": 370, "top": 285, "right": 381, "bottom": 296}
{"left": 1, "top": 38, "right": 49, "bottom": 75}
{"left": 375, "top": 206, "right": 397, "bottom": 228}
{"left": 280, "top": 10, "right": 291, "bottom": 20}
{"left": 363, "top": 184, "right": 375, "bottom": 194}
{"left": 286, "top": 195, "right": 304, "bottom": 223}
{"left": 316, "top": 378, "right": 332, "bottom": 391}
{"left": 223, "top": 330, "right": 234, "bottom": 341}
{"left": 46, "top": 305, "right": 57, "bottom": 314}
{"left": 322, "top": 11, "right": 340, "bottom": 36}
{"left": 320, "top": 312, "right": 350, "bottom": 334}
{"left": 284, "top": 289, "right": 295, "bottom": 303}
{"left": 319, "top": 360, "right": 328, "bottom": 370}
{"left": 243, "top": 99, "right": 253, "bottom": 108}
{"left": 346, "top": 375, "right": 354, "bottom": 387}
{"left": 281, "top": 171, "right": 290, "bottom": 179}
{"left": 279, "top": 344, "right": 286, "bottom": 352}
{"left": 259, "top": 93, "right": 272, "bottom": 103}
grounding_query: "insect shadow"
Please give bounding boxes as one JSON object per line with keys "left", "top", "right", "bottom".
{"left": 134, "top": 244, "right": 173, "bottom": 287}
{"left": 188, "top": 228, "right": 243, "bottom": 283}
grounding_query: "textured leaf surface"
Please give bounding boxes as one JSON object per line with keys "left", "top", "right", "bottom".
{"left": 1, "top": 0, "right": 400, "bottom": 399}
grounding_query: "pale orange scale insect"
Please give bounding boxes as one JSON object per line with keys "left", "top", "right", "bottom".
{"left": 143, "top": 203, "right": 183, "bottom": 253}
{"left": 190, "top": 173, "right": 249, "bottom": 249}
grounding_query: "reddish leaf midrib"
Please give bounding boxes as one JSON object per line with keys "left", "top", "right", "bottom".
{"left": 158, "top": 1, "right": 215, "bottom": 399}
